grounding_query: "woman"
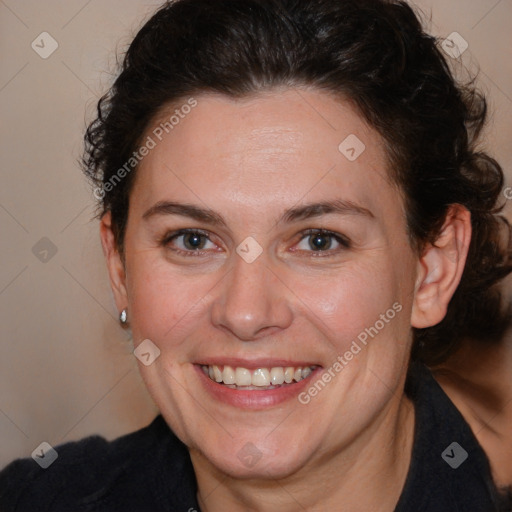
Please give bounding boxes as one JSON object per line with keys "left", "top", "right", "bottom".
{"left": 1, "top": 0, "right": 510, "bottom": 510}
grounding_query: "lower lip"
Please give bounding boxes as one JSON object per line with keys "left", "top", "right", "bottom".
{"left": 194, "top": 365, "right": 323, "bottom": 409}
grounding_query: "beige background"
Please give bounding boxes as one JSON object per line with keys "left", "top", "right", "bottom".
{"left": 0, "top": 0, "right": 511, "bottom": 468}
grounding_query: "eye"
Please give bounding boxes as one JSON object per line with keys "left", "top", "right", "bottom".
{"left": 160, "top": 229, "right": 217, "bottom": 256}
{"left": 294, "top": 229, "right": 350, "bottom": 254}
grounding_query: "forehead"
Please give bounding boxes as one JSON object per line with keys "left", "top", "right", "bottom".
{"left": 132, "top": 88, "right": 402, "bottom": 228}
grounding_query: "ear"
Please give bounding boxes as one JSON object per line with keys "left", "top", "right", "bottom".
{"left": 99, "top": 211, "right": 128, "bottom": 313}
{"left": 411, "top": 204, "right": 471, "bottom": 329}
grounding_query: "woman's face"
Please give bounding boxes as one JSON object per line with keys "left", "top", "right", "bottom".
{"left": 117, "top": 89, "right": 421, "bottom": 478}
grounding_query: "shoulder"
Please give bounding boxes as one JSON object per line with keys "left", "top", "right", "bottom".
{"left": 396, "top": 361, "right": 502, "bottom": 512}
{"left": 0, "top": 415, "right": 197, "bottom": 512}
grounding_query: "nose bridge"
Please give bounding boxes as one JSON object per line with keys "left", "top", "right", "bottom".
{"left": 211, "top": 249, "right": 292, "bottom": 340}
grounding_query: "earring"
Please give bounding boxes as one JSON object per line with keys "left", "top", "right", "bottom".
{"left": 119, "top": 308, "right": 128, "bottom": 324}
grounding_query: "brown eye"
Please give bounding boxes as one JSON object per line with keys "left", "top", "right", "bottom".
{"left": 308, "top": 233, "right": 333, "bottom": 251}
{"left": 161, "top": 229, "right": 216, "bottom": 255}
{"left": 180, "top": 232, "right": 207, "bottom": 250}
{"left": 295, "top": 229, "right": 350, "bottom": 254}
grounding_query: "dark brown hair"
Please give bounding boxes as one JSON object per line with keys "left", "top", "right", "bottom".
{"left": 82, "top": 0, "right": 512, "bottom": 365}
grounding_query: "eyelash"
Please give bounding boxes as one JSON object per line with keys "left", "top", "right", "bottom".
{"left": 159, "top": 228, "right": 351, "bottom": 258}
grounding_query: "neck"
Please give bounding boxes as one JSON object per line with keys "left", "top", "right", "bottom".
{"left": 191, "top": 394, "right": 415, "bottom": 512}
{"left": 433, "top": 335, "right": 512, "bottom": 489}
{"left": 433, "top": 335, "right": 512, "bottom": 426}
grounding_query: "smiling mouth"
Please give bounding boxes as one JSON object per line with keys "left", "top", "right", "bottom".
{"left": 200, "top": 364, "right": 319, "bottom": 390}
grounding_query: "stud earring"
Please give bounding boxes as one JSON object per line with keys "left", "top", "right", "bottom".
{"left": 119, "top": 309, "right": 128, "bottom": 324}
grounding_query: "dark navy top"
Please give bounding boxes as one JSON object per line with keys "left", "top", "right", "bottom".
{"left": 0, "top": 362, "right": 510, "bottom": 511}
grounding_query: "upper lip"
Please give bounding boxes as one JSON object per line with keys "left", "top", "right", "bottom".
{"left": 195, "top": 358, "right": 321, "bottom": 369}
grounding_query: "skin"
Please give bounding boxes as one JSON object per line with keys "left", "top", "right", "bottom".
{"left": 434, "top": 336, "right": 512, "bottom": 493}
{"left": 433, "top": 272, "right": 512, "bottom": 492}
{"left": 100, "top": 88, "right": 471, "bottom": 511}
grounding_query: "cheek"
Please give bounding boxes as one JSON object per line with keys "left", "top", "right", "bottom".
{"left": 291, "top": 257, "right": 407, "bottom": 353}
{"left": 125, "top": 254, "right": 212, "bottom": 345}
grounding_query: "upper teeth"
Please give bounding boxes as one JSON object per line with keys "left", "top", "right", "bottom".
{"left": 202, "top": 365, "right": 316, "bottom": 387}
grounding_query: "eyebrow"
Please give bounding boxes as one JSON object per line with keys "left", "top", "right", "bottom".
{"left": 142, "top": 198, "right": 374, "bottom": 227}
{"left": 142, "top": 201, "right": 228, "bottom": 227}
{"left": 281, "top": 199, "right": 374, "bottom": 223}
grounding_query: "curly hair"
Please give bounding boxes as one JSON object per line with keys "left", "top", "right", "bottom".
{"left": 82, "top": 0, "right": 512, "bottom": 366}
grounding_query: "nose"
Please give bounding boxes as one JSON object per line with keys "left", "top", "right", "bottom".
{"left": 210, "top": 250, "right": 293, "bottom": 341}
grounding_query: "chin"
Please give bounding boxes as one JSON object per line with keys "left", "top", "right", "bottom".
{"left": 198, "top": 434, "right": 316, "bottom": 480}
